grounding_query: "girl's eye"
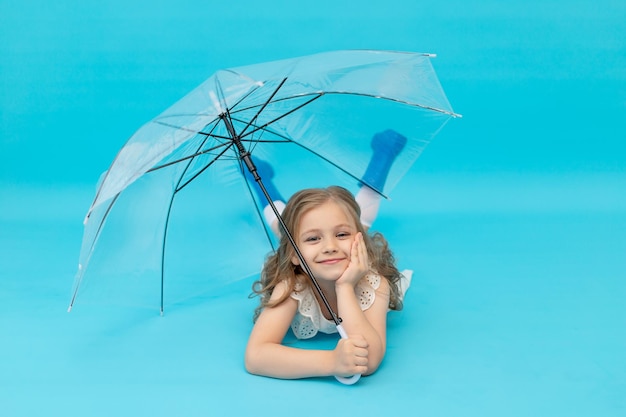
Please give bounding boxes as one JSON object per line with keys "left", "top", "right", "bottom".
{"left": 304, "top": 236, "right": 319, "bottom": 242}
{"left": 337, "top": 232, "right": 351, "bottom": 239}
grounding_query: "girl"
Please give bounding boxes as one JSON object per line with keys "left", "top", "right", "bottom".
{"left": 244, "top": 130, "right": 410, "bottom": 379}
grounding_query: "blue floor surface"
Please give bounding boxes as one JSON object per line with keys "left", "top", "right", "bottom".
{"left": 1, "top": 174, "right": 624, "bottom": 416}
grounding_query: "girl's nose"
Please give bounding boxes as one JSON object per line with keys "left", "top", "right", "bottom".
{"left": 322, "top": 239, "right": 338, "bottom": 253}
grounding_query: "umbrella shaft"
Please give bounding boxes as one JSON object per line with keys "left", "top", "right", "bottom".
{"left": 242, "top": 155, "right": 342, "bottom": 327}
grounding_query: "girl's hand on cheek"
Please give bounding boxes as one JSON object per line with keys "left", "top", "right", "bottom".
{"left": 336, "top": 232, "right": 369, "bottom": 288}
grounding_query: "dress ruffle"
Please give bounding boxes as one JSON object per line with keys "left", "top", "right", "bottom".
{"left": 290, "top": 270, "right": 411, "bottom": 340}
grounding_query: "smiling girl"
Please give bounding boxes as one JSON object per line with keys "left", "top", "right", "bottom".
{"left": 245, "top": 186, "right": 409, "bottom": 379}
{"left": 244, "top": 130, "right": 410, "bottom": 380}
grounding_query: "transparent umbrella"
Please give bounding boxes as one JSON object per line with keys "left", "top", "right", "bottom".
{"left": 69, "top": 49, "right": 460, "bottom": 382}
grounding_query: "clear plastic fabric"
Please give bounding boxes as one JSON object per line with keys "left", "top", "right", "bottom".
{"left": 69, "top": 50, "right": 458, "bottom": 311}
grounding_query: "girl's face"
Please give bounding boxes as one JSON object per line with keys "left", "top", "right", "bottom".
{"left": 291, "top": 200, "right": 358, "bottom": 283}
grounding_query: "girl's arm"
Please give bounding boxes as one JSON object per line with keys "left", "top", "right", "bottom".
{"left": 245, "top": 281, "right": 369, "bottom": 379}
{"left": 335, "top": 233, "right": 391, "bottom": 375}
{"left": 335, "top": 278, "right": 390, "bottom": 375}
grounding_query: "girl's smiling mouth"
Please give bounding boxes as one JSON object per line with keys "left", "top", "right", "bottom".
{"left": 318, "top": 258, "right": 346, "bottom": 265}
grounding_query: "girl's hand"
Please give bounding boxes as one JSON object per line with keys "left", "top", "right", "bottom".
{"left": 333, "top": 335, "right": 369, "bottom": 377}
{"left": 336, "top": 232, "right": 369, "bottom": 288}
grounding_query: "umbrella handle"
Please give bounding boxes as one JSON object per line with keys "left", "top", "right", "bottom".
{"left": 334, "top": 324, "right": 362, "bottom": 385}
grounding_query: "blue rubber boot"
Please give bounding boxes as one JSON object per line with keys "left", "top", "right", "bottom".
{"left": 361, "top": 129, "right": 407, "bottom": 191}
{"left": 243, "top": 156, "right": 284, "bottom": 205}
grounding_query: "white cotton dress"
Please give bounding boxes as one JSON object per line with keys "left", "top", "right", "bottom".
{"left": 289, "top": 269, "right": 413, "bottom": 339}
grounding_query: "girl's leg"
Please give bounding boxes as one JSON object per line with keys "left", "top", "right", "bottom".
{"left": 245, "top": 129, "right": 406, "bottom": 234}
{"left": 243, "top": 156, "right": 285, "bottom": 237}
{"left": 356, "top": 129, "right": 407, "bottom": 229}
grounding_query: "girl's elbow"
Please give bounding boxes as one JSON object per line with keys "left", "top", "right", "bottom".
{"left": 244, "top": 361, "right": 259, "bottom": 375}
{"left": 244, "top": 346, "right": 261, "bottom": 375}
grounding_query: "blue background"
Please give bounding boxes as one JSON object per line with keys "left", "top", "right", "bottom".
{"left": 1, "top": 1, "right": 625, "bottom": 416}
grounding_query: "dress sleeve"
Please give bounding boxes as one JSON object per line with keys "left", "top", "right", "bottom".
{"left": 354, "top": 272, "right": 381, "bottom": 311}
{"left": 290, "top": 282, "right": 320, "bottom": 339}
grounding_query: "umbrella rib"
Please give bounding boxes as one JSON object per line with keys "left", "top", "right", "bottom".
{"left": 232, "top": 120, "right": 388, "bottom": 196}
{"left": 237, "top": 93, "right": 324, "bottom": 141}
{"left": 234, "top": 91, "right": 456, "bottom": 143}
{"left": 217, "top": 75, "right": 268, "bottom": 115}
{"left": 152, "top": 118, "right": 218, "bottom": 134}
{"left": 325, "top": 91, "right": 461, "bottom": 117}
{"left": 238, "top": 78, "right": 288, "bottom": 139}
{"left": 159, "top": 124, "right": 235, "bottom": 312}
{"left": 275, "top": 133, "right": 392, "bottom": 197}
{"left": 68, "top": 193, "right": 121, "bottom": 311}
{"left": 153, "top": 90, "right": 458, "bottom": 146}
{"left": 296, "top": 140, "right": 388, "bottom": 197}
{"left": 146, "top": 141, "right": 232, "bottom": 173}
{"left": 147, "top": 118, "right": 234, "bottom": 173}
{"left": 175, "top": 143, "right": 234, "bottom": 192}
{"left": 152, "top": 119, "right": 239, "bottom": 144}
{"left": 214, "top": 72, "right": 285, "bottom": 140}
{"left": 227, "top": 90, "right": 460, "bottom": 118}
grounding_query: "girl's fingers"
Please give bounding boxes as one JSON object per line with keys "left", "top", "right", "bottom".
{"left": 357, "top": 233, "right": 368, "bottom": 267}
{"left": 352, "top": 235, "right": 360, "bottom": 257}
{"left": 351, "top": 233, "right": 362, "bottom": 262}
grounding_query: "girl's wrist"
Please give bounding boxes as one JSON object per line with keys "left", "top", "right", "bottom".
{"left": 321, "top": 349, "right": 337, "bottom": 377}
{"left": 335, "top": 281, "right": 357, "bottom": 293}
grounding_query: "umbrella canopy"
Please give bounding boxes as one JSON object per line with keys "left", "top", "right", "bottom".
{"left": 69, "top": 49, "right": 460, "bottom": 313}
